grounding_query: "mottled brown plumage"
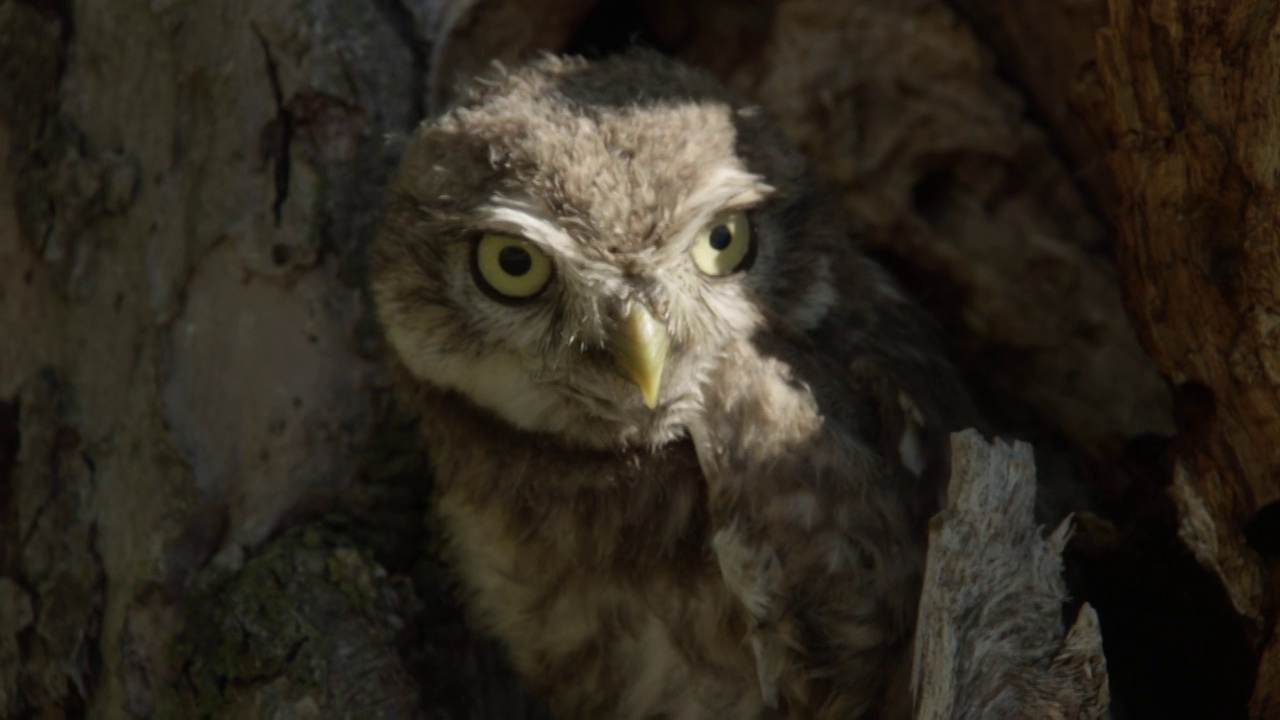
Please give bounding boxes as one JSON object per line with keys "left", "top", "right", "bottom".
{"left": 371, "top": 50, "right": 977, "bottom": 718}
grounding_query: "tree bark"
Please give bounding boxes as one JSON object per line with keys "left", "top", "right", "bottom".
{"left": 1091, "top": 2, "right": 1280, "bottom": 715}
{"left": 0, "top": 0, "right": 465, "bottom": 716}
{"left": 917, "top": 0, "right": 1280, "bottom": 714}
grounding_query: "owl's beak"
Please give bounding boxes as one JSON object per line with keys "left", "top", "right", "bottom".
{"left": 608, "top": 303, "right": 669, "bottom": 409}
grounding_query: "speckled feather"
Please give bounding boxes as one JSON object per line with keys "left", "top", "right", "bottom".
{"left": 372, "top": 50, "right": 978, "bottom": 718}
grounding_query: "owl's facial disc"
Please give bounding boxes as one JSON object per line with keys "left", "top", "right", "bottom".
{"left": 606, "top": 303, "right": 670, "bottom": 409}
{"left": 371, "top": 52, "right": 835, "bottom": 449}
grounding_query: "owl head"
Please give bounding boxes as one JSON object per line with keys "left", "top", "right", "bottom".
{"left": 372, "top": 50, "right": 858, "bottom": 450}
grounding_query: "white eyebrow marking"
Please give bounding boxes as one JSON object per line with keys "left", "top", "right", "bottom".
{"left": 476, "top": 168, "right": 772, "bottom": 264}
{"left": 678, "top": 166, "right": 773, "bottom": 219}
{"left": 478, "top": 194, "right": 576, "bottom": 255}
{"left": 666, "top": 166, "right": 773, "bottom": 256}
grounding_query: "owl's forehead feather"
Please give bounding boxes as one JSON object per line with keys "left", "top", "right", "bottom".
{"left": 431, "top": 52, "right": 782, "bottom": 251}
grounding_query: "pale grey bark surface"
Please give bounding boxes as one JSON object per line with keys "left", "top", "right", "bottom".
{"left": 912, "top": 431, "right": 1108, "bottom": 719}
{"left": 0, "top": 0, "right": 464, "bottom": 716}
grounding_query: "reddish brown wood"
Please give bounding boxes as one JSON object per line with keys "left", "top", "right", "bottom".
{"left": 1091, "top": 1, "right": 1280, "bottom": 713}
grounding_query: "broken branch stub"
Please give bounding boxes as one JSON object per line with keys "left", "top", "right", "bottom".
{"left": 912, "top": 430, "right": 1109, "bottom": 719}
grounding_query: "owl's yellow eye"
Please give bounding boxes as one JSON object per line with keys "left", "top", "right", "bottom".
{"left": 472, "top": 233, "right": 553, "bottom": 300}
{"left": 691, "top": 211, "right": 753, "bottom": 276}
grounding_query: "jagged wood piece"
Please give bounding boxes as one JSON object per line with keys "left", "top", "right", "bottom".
{"left": 912, "top": 430, "right": 1108, "bottom": 719}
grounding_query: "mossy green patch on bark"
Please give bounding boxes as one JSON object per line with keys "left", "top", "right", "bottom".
{"left": 168, "top": 524, "right": 425, "bottom": 718}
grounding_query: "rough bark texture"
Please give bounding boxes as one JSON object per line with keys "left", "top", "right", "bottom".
{"left": 919, "top": 0, "right": 1280, "bottom": 715}
{"left": 1091, "top": 2, "right": 1280, "bottom": 715}
{"left": 912, "top": 431, "right": 1108, "bottom": 718}
{"left": 1, "top": 0, "right": 1272, "bottom": 716}
{"left": 0, "top": 0, "right": 468, "bottom": 716}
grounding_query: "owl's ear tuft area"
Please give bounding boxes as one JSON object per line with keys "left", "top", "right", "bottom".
{"left": 392, "top": 125, "right": 498, "bottom": 209}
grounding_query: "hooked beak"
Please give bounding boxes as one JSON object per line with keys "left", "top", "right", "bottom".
{"left": 607, "top": 303, "right": 670, "bottom": 409}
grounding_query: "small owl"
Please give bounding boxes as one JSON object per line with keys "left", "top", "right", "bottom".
{"left": 372, "top": 50, "right": 977, "bottom": 719}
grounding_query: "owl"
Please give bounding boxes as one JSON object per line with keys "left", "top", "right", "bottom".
{"left": 371, "top": 50, "right": 977, "bottom": 719}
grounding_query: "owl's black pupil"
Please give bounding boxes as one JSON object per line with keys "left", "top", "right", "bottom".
{"left": 498, "top": 246, "right": 533, "bottom": 276}
{"left": 709, "top": 225, "right": 733, "bottom": 251}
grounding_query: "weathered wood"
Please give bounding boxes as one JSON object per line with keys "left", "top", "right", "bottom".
{"left": 864, "top": 0, "right": 1278, "bottom": 714}
{"left": 1090, "top": 2, "right": 1280, "bottom": 714}
{"left": 911, "top": 430, "right": 1109, "bottom": 718}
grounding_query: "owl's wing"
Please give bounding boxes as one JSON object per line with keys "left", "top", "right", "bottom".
{"left": 687, "top": 318, "right": 974, "bottom": 716}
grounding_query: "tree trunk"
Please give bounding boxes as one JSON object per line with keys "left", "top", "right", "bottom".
{"left": 0, "top": 0, "right": 475, "bottom": 715}
{"left": 1, "top": 0, "right": 1272, "bottom": 716}
{"left": 1092, "top": 3, "right": 1280, "bottom": 715}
